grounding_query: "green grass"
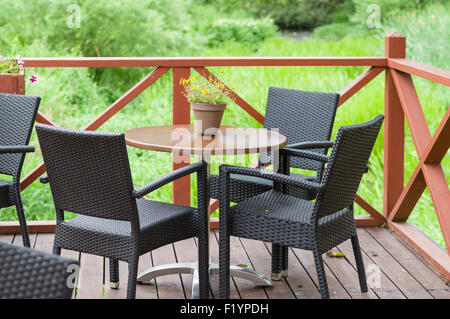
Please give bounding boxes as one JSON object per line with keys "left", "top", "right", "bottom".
{"left": 0, "top": 1, "right": 448, "bottom": 248}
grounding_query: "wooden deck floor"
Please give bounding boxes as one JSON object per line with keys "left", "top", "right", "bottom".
{"left": 1, "top": 227, "right": 449, "bottom": 299}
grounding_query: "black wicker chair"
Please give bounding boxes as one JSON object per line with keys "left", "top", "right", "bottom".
{"left": 0, "top": 93, "right": 41, "bottom": 247}
{"left": 210, "top": 87, "right": 339, "bottom": 280}
{"left": 0, "top": 241, "right": 78, "bottom": 299}
{"left": 36, "top": 124, "right": 209, "bottom": 299}
{"left": 219, "top": 115, "right": 384, "bottom": 299}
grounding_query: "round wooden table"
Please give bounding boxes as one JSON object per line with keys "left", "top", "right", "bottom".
{"left": 124, "top": 125, "right": 287, "bottom": 299}
{"left": 125, "top": 124, "right": 287, "bottom": 156}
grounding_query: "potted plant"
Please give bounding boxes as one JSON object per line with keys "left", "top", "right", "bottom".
{"left": 0, "top": 56, "right": 26, "bottom": 94}
{"left": 180, "top": 70, "right": 236, "bottom": 135}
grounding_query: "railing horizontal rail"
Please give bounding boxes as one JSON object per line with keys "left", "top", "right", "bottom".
{"left": 388, "top": 58, "right": 450, "bottom": 87}
{"left": 22, "top": 57, "right": 388, "bottom": 68}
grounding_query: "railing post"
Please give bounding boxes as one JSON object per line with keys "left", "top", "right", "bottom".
{"left": 384, "top": 32, "right": 406, "bottom": 219}
{"left": 172, "top": 67, "right": 191, "bottom": 206}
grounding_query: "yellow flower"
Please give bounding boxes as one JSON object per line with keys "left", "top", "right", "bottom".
{"left": 231, "top": 86, "right": 237, "bottom": 90}
{"left": 219, "top": 69, "right": 226, "bottom": 73}
{"left": 192, "top": 74, "right": 199, "bottom": 80}
{"left": 194, "top": 85, "right": 199, "bottom": 90}
{"left": 202, "top": 89, "right": 209, "bottom": 94}
{"left": 209, "top": 77, "right": 213, "bottom": 82}
{"left": 219, "top": 84, "right": 224, "bottom": 88}
{"left": 226, "top": 77, "right": 230, "bottom": 81}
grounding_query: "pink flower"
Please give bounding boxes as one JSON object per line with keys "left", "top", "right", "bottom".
{"left": 29, "top": 75, "right": 37, "bottom": 83}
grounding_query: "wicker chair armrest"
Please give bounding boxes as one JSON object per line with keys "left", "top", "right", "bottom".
{"left": 281, "top": 148, "right": 329, "bottom": 163}
{"left": 219, "top": 165, "right": 324, "bottom": 191}
{"left": 0, "top": 145, "right": 35, "bottom": 154}
{"left": 285, "top": 140, "right": 334, "bottom": 150}
{"left": 132, "top": 161, "right": 207, "bottom": 198}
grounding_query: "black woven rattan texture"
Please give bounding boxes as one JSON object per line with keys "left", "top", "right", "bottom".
{"left": 0, "top": 241, "right": 78, "bottom": 299}
{"left": 210, "top": 87, "right": 339, "bottom": 202}
{"left": 36, "top": 124, "right": 209, "bottom": 299}
{"left": 219, "top": 115, "right": 384, "bottom": 299}
{"left": 0, "top": 93, "right": 41, "bottom": 247}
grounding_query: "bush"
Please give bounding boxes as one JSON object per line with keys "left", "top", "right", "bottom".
{"left": 209, "top": 18, "right": 278, "bottom": 46}
{"left": 200, "top": 0, "right": 346, "bottom": 30}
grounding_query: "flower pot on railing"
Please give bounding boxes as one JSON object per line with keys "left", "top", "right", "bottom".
{"left": 192, "top": 102, "right": 226, "bottom": 135}
{"left": 0, "top": 67, "right": 25, "bottom": 94}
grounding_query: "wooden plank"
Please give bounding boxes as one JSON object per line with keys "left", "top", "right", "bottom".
{"left": 383, "top": 59, "right": 405, "bottom": 219}
{"left": 172, "top": 67, "right": 191, "bottom": 206}
{"left": 76, "top": 254, "right": 104, "bottom": 299}
{"left": 290, "top": 247, "right": 352, "bottom": 299}
{"left": 338, "top": 67, "right": 385, "bottom": 107}
{"left": 172, "top": 238, "right": 200, "bottom": 299}
{"left": 356, "top": 228, "right": 433, "bottom": 298}
{"left": 322, "top": 247, "right": 379, "bottom": 299}
{"left": 337, "top": 236, "right": 406, "bottom": 299}
{"left": 104, "top": 260, "right": 128, "bottom": 299}
{"left": 36, "top": 111, "right": 58, "bottom": 126}
{"left": 389, "top": 109, "right": 450, "bottom": 222}
{"left": 0, "top": 234, "right": 14, "bottom": 244}
{"left": 365, "top": 227, "right": 450, "bottom": 298}
{"left": 11, "top": 232, "right": 36, "bottom": 247}
{"left": 390, "top": 69, "right": 432, "bottom": 156}
{"left": 421, "top": 163, "right": 450, "bottom": 249}
{"left": 388, "top": 221, "right": 450, "bottom": 280}
{"left": 210, "top": 231, "right": 241, "bottom": 299}
{"left": 239, "top": 237, "right": 295, "bottom": 299}
{"left": 23, "top": 57, "right": 388, "bottom": 68}
{"left": 136, "top": 253, "right": 158, "bottom": 299}
{"left": 0, "top": 220, "right": 56, "bottom": 234}
{"left": 263, "top": 243, "right": 321, "bottom": 299}
{"left": 388, "top": 58, "right": 450, "bottom": 87}
{"left": 33, "top": 233, "right": 54, "bottom": 254}
{"left": 151, "top": 244, "right": 185, "bottom": 299}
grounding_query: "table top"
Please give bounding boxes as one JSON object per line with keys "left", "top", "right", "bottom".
{"left": 124, "top": 125, "right": 287, "bottom": 155}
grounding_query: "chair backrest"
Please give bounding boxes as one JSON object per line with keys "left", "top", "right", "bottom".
{"left": 36, "top": 124, "right": 138, "bottom": 221}
{"left": 314, "top": 114, "right": 384, "bottom": 219}
{"left": 260, "top": 87, "right": 339, "bottom": 177}
{"left": 0, "top": 241, "right": 78, "bottom": 299}
{"left": 0, "top": 93, "right": 41, "bottom": 177}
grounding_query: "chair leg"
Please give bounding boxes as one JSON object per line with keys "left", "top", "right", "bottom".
{"left": 14, "top": 192, "right": 30, "bottom": 247}
{"left": 127, "top": 257, "right": 138, "bottom": 299}
{"left": 110, "top": 259, "right": 120, "bottom": 289}
{"left": 272, "top": 244, "right": 289, "bottom": 280}
{"left": 312, "top": 249, "right": 329, "bottom": 299}
{"left": 351, "top": 235, "right": 368, "bottom": 293}
{"left": 219, "top": 225, "right": 230, "bottom": 299}
{"left": 197, "top": 230, "right": 210, "bottom": 299}
{"left": 53, "top": 243, "right": 61, "bottom": 255}
{"left": 281, "top": 245, "right": 289, "bottom": 276}
{"left": 271, "top": 244, "right": 282, "bottom": 280}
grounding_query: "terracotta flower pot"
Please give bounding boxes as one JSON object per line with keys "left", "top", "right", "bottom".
{"left": 192, "top": 102, "right": 226, "bottom": 135}
{"left": 0, "top": 67, "right": 25, "bottom": 94}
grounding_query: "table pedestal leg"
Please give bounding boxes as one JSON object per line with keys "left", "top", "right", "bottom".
{"left": 137, "top": 262, "right": 272, "bottom": 299}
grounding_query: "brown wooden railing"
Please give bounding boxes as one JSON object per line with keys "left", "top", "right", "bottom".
{"left": 1, "top": 32, "right": 449, "bottom": 279}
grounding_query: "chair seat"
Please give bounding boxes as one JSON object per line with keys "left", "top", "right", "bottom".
{"left": 62, "top": 198, "right": 195, "bottom": 237}
{"left": 232, "top": 190, "right": 314, "bottom": 224}
{"left": 0, "top": 179, "right": 13, "bottom": 208}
